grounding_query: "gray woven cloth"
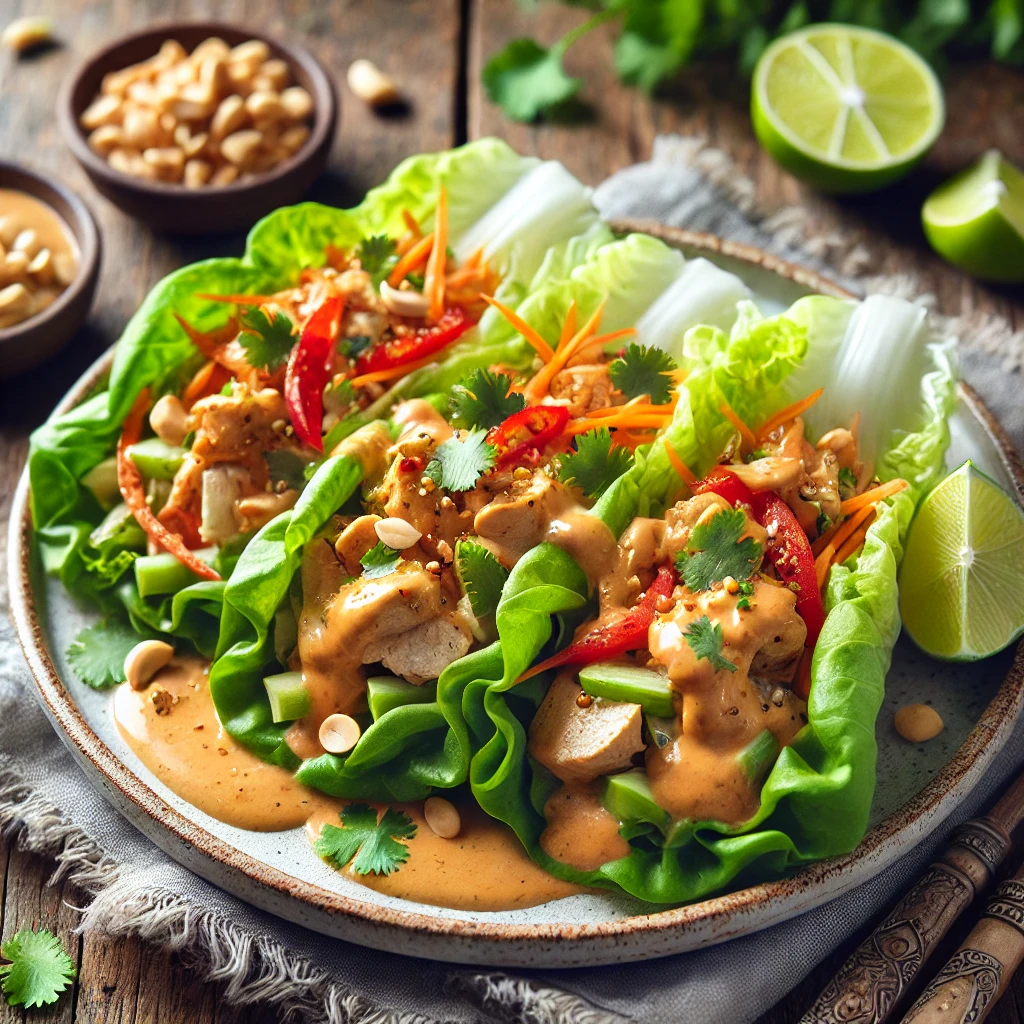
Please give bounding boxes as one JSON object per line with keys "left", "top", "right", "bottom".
{"left": 2, "top": 135, "right": 1023, "bottom": 1024}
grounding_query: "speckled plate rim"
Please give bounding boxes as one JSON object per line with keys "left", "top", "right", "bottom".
{"left": 9, "top": 225, "right": 1024, "bottom": 967}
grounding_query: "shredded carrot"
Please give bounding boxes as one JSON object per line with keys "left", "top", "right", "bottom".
{"left": 815, "top": 508, "right": 877, "bottom": 587}
{"left": 194, "top": 293, "right": 275, "bottom": 305}
{"left": 348, "top": 350, "right": 446, "bottom": 388}
{"left": 480, "top": 294, "right": 556, "bottom": 362}
{"left": 387, "top": 233, "right": 434, "bottom": 288}
{"left": 665, "top": 442, "right": 698, "bottom": 488}
{"left": 719, "top": 399, "right": 757, "bottom": 454}
{"left": 812, "top": 502, "right": 875, "bottom": 557}
{"left": 566, "top": 413, "right": 672, "bottom": 434}
{"left": 463, "top": 246, "right": 484, "bottom": 270}
{"left": 402, "top": 209, "right": 422, "bottom": 236}
{"left": 611, "top": 430, "right": 657, "bottom": 450}
{"left": 670, "top": 368, "right": 689, "bottom": 385}
{"left": 424, "top": 186, "right": 448, "bottom": 322}
{"left": 117, "top": 390, "right": 221, "bottom": 582}
{"left": 795, "top": 647, "right": 813, "bottom": 700}
{"left": 833, "top": 522, "right": 873, "bottom": 566}
{"left": 174, "top": 313, "right": 240, "bottom": 360}
{"left": 524, "top": 301, "right": 611, "bottom": 403}
{"left": 757, "top": 388, "right": 824, "bottom": 441}
{"left": 587, "top": 401, "right": 674, "bottom": 419}
{"left": 325, "top": 245, "right": 348, "bottom": 271}
{"left": 558, "top": 300, "right": 578, "bottom": 350}
{"left": 567, "top": 328, "right": 636, "bottom": 364}
{"left": 181, "top": 359, "right": 232, "bottom": 410}
{"left": 839, "top": 478, "right": 907, "bottom": 516}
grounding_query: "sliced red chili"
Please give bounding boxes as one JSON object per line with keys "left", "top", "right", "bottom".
{"left": 692, "top": 466, "right": 759, "bottom": 508}
{"left": 284, "top": 296, "right": 344, "bottom": 452}
{"left": 518, "top": 565, "right": 676, "bottom": 682}
{"left": 353, "top": 306, "right": 473, "bottom": 376}
{"left": 488, "top": 405, "right": 570, "bottom": 468}
{"left": 117, "top": 390, "right": 221, "bottom": 582}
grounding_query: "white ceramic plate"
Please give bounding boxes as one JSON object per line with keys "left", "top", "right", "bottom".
{"left": 11, "top": 226, "right": 1024, "bottom": 967}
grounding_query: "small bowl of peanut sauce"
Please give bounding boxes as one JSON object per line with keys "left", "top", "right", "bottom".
{"left": 0, "top": 163, "right": 100, "bottom": 377}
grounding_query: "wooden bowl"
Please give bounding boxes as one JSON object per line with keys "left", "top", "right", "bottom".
{"left": 58, "top": 22, "right": 337, "bottom": 235}
{"left": 0, "top": 163, "right": 101, "bottom": 378}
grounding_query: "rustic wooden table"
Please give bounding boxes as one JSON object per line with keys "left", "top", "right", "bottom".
{"left": 0, "top": 1, "right": 1021, "bottom": 1022}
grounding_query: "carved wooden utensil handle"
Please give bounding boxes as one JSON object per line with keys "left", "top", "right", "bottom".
{"left": 898, "top": 878, "right": 1024, "bottom": 1024}
{"left": 799, "top": 818, "right": 1011, "bottom": 1024}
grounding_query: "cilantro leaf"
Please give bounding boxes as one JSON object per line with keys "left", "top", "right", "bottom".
{"left": 0, "top": 929, "right": 76, "bottom": 1008}
{"left": 219, "top": 377, "right": 237, "bottom": 396}
{"left": 683, "top": 616, "right": 737, "bottom": 674}
{"left": 614, "top": 0, "right": 702, "bottom": 92}
{"left": 482, "top": 38, "right": 581, "bottom": 122}
{"left": 80, "top": 545, "right": 137, "bottom": 586}
{"left": 313, "top": 803, "right": 416, "bottom": 876}
{"left": 238, "top": 307, "right": 295, "bottom": 371}
{"left": 455, "top": 539, "right": 509, "bottom": 618}
{"left": 67, "top": 619, "right": 158, "bottom": 690}
{"left": 450, "top": 369, "right": 525, "bottom": 430}
{"left": 338, "top": 334, "right": 373, "bottom": 361}
{"left": 356, "top": 234, "right": 398, "bottom": 286}
{"left": 558, "top": 428, "right": 633, "bottom": 499}
{"left": 608, "top": 343, "right": 677, "bottom": 403}
{"left": 424, "top": 430, "right": 497, "bottom": 492}
{"left": 674, "top": 508, "right": 762, "bottom": 592}
{"left": 361, "top": 541, "right": 402, "bottom": 580}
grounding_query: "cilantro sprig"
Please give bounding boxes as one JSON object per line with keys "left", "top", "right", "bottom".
{"left": 450, "top": 369, "right": 525, "bottom": 430}
{"left": 455, "top": 540, "right": 509, "bottom": 618}
{"left": 361, "top": 541, "right": 403, "bottom": 580}
{"left": 683, "top": 615, "right": 737, "bottom": 674}
{"left": 238, "top": 307, "right": 295, "bottom": 371}
{"left": 67, "top": 619, "right": 160, "bottom": 690}
{"left": 0, "top": 929, "right": 76, "bottom": 1008}
{"left": 608, "top": 343, "right": 677, "bottom": 404}
{"left": 483, "top": 2, "right": 1023, "bottom": 123}
{"left": 424, "top": 430, "right": 497, "bottom": 492}
{"left": 356, "top": 234, "right": 398, "bottom": 286}
{"left": 558, "top": 427, "right": 633, "bottom": 499}
{"left": 313, "top": 804, "right": 416, "bottom": 876}
{"left": 674, "top": 508, "right": 762, "bottom": 592}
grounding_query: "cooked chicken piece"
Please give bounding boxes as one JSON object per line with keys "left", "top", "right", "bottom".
{"left": 473, "top": 471, "right": 572, "bottom": 565}
{"left": 334, "top": 513, "right": 382, "bottom": 576}
{"left": 188, "top": 384, "right": 289, "bottom": 466}
{"left": 235, "top": 489, "right": 299, "bottom": 533}
{"left": 750, "top": 609, "right": 807, "bottom": 683}
{"left": 616, "top": 516, "right": 668, "bottom": 578}
{"left": 548, "top": 363, "right": 620, "bottom": 417}
{"left": 330, "top": 421, "right": 391, "bottom": 481}
{"left": 363, "top": 616, "right": 472, "bottom": 684}
{"left": 392, "top": 399, "right": 454, "bottom": 444}
{"left": 528, "top": 675, "right": 645, "bottom": 784}
{"left": 727, "top": 456, "right": 804, "bottom": 493}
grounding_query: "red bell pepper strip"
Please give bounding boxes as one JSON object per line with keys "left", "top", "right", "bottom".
{"left": 285, "top": 296, "right": 344, "bottom": 452}
{"left": 353, "top": 306, "right": 473, "bottom": 376}
{"left": 757, "top": 493, "right": 826, "bottom": 648}
{"left": 117, "top": 389, "right": 221, "bottom": 582}
{"left": 693, "top": 466, "right": 826, "bottom": 650}
{"left": 488, "top": 405, "right": 570, "bottom": 468}
{"left": 517, "top": 565, "right": 676, "bottom": 682}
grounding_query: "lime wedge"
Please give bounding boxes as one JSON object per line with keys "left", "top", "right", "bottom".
{"left": 922, "top": 150, "right": 1024, "bottom": 283}
{"left": 751, "top": 24, "right": 944, "bottom": 194}
{"left": 899, "top": 461, "right": 1024, "bottom": 661}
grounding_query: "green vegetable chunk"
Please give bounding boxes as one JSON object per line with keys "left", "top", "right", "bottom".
{"left": 135, "top": 548, "right": 218, "bottom": 597}
{"left": 367, "top": 675, "right": 438, "bottom": 721}
{"left": 81, "top": 455, "right": 121, "bottom": 509}
{"left": 601, "top": 768, "right": 669, "bottom": 830}
{"left": 736, "top": 729, "right": 780, "bottom": 780}
{"left": 128, "top": 437, "right": 187, "bottom": 481}
{"left": 578, "top": 662, "right": 674, "bottom": 717}
{"left": 263, "top": 672, "right": 311, "bottom": 723}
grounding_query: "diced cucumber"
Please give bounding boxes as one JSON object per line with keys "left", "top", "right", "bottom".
{"left": 129, "top": 438, "right": 187, "bottom": 480}
{"left": 579, "top": 662, "right": 674, "bottom": 717}
{"left": 81, "top": 456, "right": 120, "bottom": 510}
{"left": 367, "top": 675, "right": 437, "bottom": 720}
{"left": 135, "top": 547, "right": 217, "bottom": 597}
{"left": 737, "top": 729, "right": 780, "bottom": 780}
{"left": 264, "top": 672, "right": 311, "bottom": 723}
{"left": 601, "top": 769, "right": 670, "bottom": 829}
{"left": 645, "top": 713, "right": 676, "bottom": 749}
{"left": 89, "top": 502, "right": 146, "bottom": 552}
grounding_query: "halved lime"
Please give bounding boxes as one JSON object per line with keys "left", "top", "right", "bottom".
{"left": 751, "top": 24, "right": 945, "bottom": 194}
{"left": 922, "top": 150, "right": 1024, "bottom": 283}
{"left": 899, "top": 461, "right": 1024, "bottom": 661}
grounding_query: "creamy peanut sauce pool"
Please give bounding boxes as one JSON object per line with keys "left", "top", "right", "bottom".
{"left": 114, "top": 655, "right": 589, "bottom": 910}
{"left": 0, "top": 189, "right": 78, "bottom": 328}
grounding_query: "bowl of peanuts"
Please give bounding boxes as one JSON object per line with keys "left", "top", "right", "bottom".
{"left": 0, "top": 161, "right": 101, "bottom": 377}
{"left": 59, "top": 23, "right": 337, "bottom": 234}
